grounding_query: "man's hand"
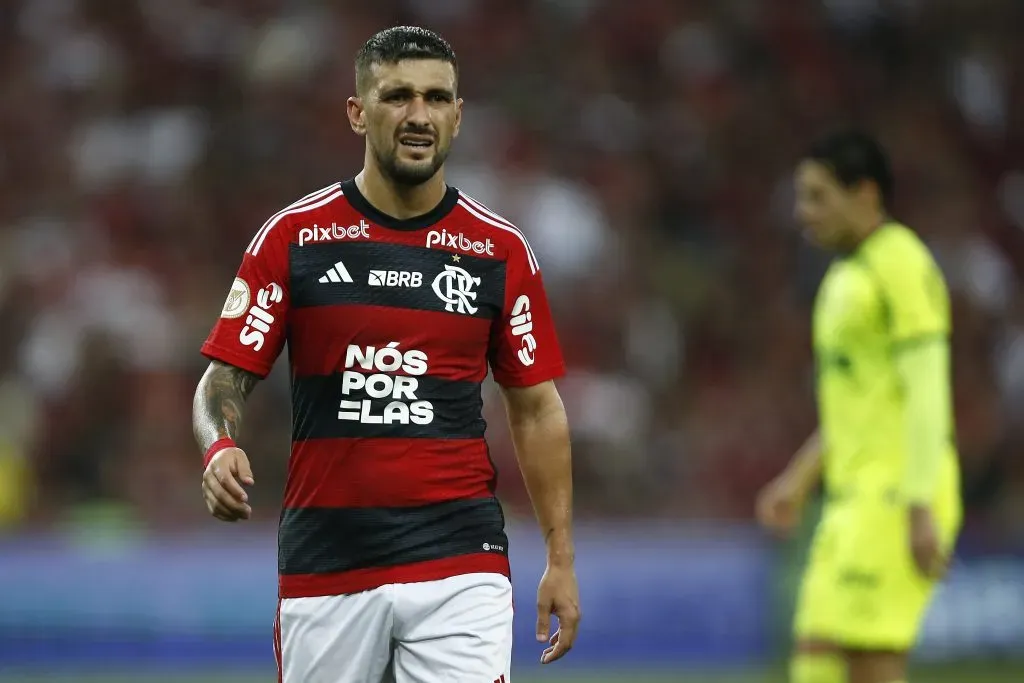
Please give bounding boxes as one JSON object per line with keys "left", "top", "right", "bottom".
{"left": 909, "top": 504, "right": 945, "bottom": 579}
{"left": 202, "top": 447, "right": 255, "bottom": 522}
{"left": 536, "top": 563, "right": 580, "bottom": 664}
{"left": 756, "top": 473, "right": 807, "bottom": 537}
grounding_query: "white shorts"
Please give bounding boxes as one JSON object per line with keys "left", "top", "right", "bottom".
{"left": 275, "top": 572, "right": 514, "bottom": 683}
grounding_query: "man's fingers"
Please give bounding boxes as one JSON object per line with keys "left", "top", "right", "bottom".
{"left": 541, "top": 644, "right": 569, "bottom": 664}
{"left": 770, "top": 512, "right": 796, "bottom": 537}
{"left": 912, "top": 544, "right": 946, "bottom": 579}
{"left": 755, "top": 494, "right": 776, "bottom": 524}
{"left": 204, "top": 475, "right": 251, "bottom": 518}
{"left": 556, "top": 608, "right": 579, "bottom": 649}
{"left": 536, "top": 604, "right": 551, "bottom": 642}
{"left": 205, "top": 475, "right": 247, "bottom": 511}
{"left": 211, "top": 504, "right": 239, "bottom": 522}
{"left": 214, "top": 464, "right": 249, "bottom": 503}
{"left": 541, "top": 632, "right": 572, "bottom": 664}
{"left": 202, "top": 484, "right": 241, "bottom": 521}
{"left": 540, "top": 605, "right": 579, "bottom": 664}
{"left": 913, "top": 548, "right": 929, "bottom": 575}
{"left": 757, "top": 497, "right": 795, "bottom": 536}
{"left": 202, "top": 482, "right": 240, "bottom": 521}
{"left": 230, "top": 453, "right": 256, "bottom": 486}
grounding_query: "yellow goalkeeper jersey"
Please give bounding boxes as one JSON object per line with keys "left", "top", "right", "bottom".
{"left": 812, "top": 222, "right": 959, "bottom": 501}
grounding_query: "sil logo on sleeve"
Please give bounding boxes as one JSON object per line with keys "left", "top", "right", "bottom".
{"left": 239, "top": 282, "right": 284, "bottom": 352}
{"left": 510, "top": 295, "right": 536, "bottom": 366}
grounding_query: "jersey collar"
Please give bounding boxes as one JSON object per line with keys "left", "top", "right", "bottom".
{"left": 340, "top": 178, "right": 460, "bottom": 232}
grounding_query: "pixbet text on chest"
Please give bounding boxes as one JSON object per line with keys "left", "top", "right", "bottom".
{"left": 339, "top": 343, "right": 434, "bottom": 425}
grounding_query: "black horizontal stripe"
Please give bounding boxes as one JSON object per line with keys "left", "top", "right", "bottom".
{"left": 292, "top": 372, "right": 486, "bottom": 440}
{"left": 278, "top": 497, "right": 508, "bottom": 575}
{"left": 289, "top": 241, "right": 506, "bottom": 320}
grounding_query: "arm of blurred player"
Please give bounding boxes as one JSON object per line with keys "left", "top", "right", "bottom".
{"left": 868, "top": 232, "right": 953, "bottom": 578}
{"left": 500, "top": 381, "right": 579, "bottom": 664}
{"left": 756, "top": 430, "right": 822, "bottom": 536}
{"left": 896, "top": 338, "right": 951, "bottom": 578}
{"left": 193, "top": 360, "right": 260, "bottom": 521}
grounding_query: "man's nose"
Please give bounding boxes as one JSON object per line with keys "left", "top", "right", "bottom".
{"left": 405, "top": 96, "right": 430, "bottom": 126}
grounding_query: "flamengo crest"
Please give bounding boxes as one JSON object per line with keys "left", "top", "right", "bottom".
{"left": 431, "top": 264, "right": 480, "bottom": 315}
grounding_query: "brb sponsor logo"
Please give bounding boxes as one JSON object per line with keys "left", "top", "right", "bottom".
{"left": 510, "top": 295, "right": 537, "bottom": 366}
{"left": 432, "top": 264, "right": 480, "bottom": 315}
{"left": 298, "top": 220, "right": 370, "bottom": 246}
{"left": 339, "top": 343, "right": 433, "bottom": 425}
{"left": 426, "top": 229, "right": 494, "bottom": 256}
{"left": 239, "top": 283, "right": 284, "bottom": 352}
{"left": 369, "top": 270, "right": 422, "bottom": 288}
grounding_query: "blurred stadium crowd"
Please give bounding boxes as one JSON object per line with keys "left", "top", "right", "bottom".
{"left": 0, "top": 0, "right": 1022, "bottom": 540}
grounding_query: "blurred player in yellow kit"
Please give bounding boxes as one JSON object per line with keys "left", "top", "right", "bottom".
{"left": 757, "top": 130, "right": 962, "bottom": 683}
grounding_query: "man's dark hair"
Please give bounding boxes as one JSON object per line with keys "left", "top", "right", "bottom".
{"left": 806, "top": 129, "right": 894, "bottom": 208}
{"left": 355, "top": 26, "right": 458, "bottom": 95}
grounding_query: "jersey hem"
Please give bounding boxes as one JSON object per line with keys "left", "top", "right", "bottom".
{"left": 200, "top": 341, "right": 272, "bottom": 378}
{"left": 278, "top": 552, "right": 511, "bottom": 598}
{"left": 492, "top": 363, "right": 566, "bottom": 388}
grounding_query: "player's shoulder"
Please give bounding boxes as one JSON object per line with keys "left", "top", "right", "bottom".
{"left": 449, "top": 188, "right": 541, "bottom": 275}
{"left": 861, "top": 221, "right": 937, "bottom": 274}
{"left": 245, "top": 182, "right": 351, "bottom": 256}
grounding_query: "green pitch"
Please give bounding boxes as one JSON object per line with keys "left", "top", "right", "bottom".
{"left": 2, "top": 664, "right": 1022, "bottom": 683}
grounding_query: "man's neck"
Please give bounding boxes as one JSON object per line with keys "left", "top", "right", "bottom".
{"left": 355, "top": 159, "right": 446, "bottom": 220}
{"left": 848, "top": 211, "right": 889, "bottom": 250}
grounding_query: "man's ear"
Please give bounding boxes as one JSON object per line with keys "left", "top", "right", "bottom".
{"left": 347, "top": 96, "right": 367, "bottom": 136}
{"left": 852, "top": 178, "right": 882, "bottom": 212}
{"left": 453, "top": 97, "right": 463, "bottom": 139}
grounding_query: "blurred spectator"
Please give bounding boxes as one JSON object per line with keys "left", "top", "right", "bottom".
{"left": 0, "top": 0, "right": 1022, "bottom": 545}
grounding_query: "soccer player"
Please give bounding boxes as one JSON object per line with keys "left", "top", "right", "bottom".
{"left": 192, "top": 26, "right": 579, "bottom": 683}
{"left": 756, "top": 130, "right": 962, "bottom": 683}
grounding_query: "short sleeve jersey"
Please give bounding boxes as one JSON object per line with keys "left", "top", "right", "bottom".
{"left": 812, "top": 222, "right": 956, "bottom": 496}
{"left": 202, "top": 179, "right": 565, "bottom": 598}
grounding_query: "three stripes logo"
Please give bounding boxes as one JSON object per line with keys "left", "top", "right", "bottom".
{"left": 319, "top": 260, "right": 353, "bottom": 284}
{"left": 493, "top": 676, "right": 506, "bottom": 683}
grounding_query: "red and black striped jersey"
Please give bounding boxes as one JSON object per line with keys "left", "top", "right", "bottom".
{"left": 201, "top": 179, "right": 565, "bottom": 599}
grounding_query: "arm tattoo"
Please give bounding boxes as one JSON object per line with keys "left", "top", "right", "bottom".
{"left": 192, "top": 361, "right": 260, "bottom": 452}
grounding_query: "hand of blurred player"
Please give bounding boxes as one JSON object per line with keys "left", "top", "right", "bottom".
{"left": 755, "top": 473, "right": 807, "bottom": 537}
{"left": 202, "top": 447, "right": 254, "bottom": 522}
{"left": 909, "top": 504, "right": 945, "bottom": 579}
{"left": 536, "top": 563, "right": 580, "bottom": 664}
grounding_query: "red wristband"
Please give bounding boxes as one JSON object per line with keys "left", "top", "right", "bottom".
{"left": 203, "top": 437, "right": 237, "bottom": 468}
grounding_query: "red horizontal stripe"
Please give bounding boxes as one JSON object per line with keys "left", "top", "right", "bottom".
{"left": 284, "top": 437, "right": 496, "bottom": 508}
{"left": 279, "top": 553, "right": 511, "bottom": 599}
{"left": 289, "top": 304, "right": 492, "bottom": 379}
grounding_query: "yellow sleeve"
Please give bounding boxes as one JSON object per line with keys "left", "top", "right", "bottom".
{"left": 865, "top": 229, "right": 950, "bottom": 343}
{"left": 863, "top": 227, "right": 953, "bottom": 503}
{"left": 895, "top": 339, "right": 952, "bottom": 503}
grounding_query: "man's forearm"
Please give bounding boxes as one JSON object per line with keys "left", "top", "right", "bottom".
{"left": 507, "top": 397, "right": 574, "bottom": 566}
{"left": 785, "top": 430, "right": 823, "bottom": 494}
{"left": 192, "top": 361, "right": 260, "bottom": 453}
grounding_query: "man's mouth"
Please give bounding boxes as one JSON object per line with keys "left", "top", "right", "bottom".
{"left": 399, "top": 135, "right": 434, "bottom": 149}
